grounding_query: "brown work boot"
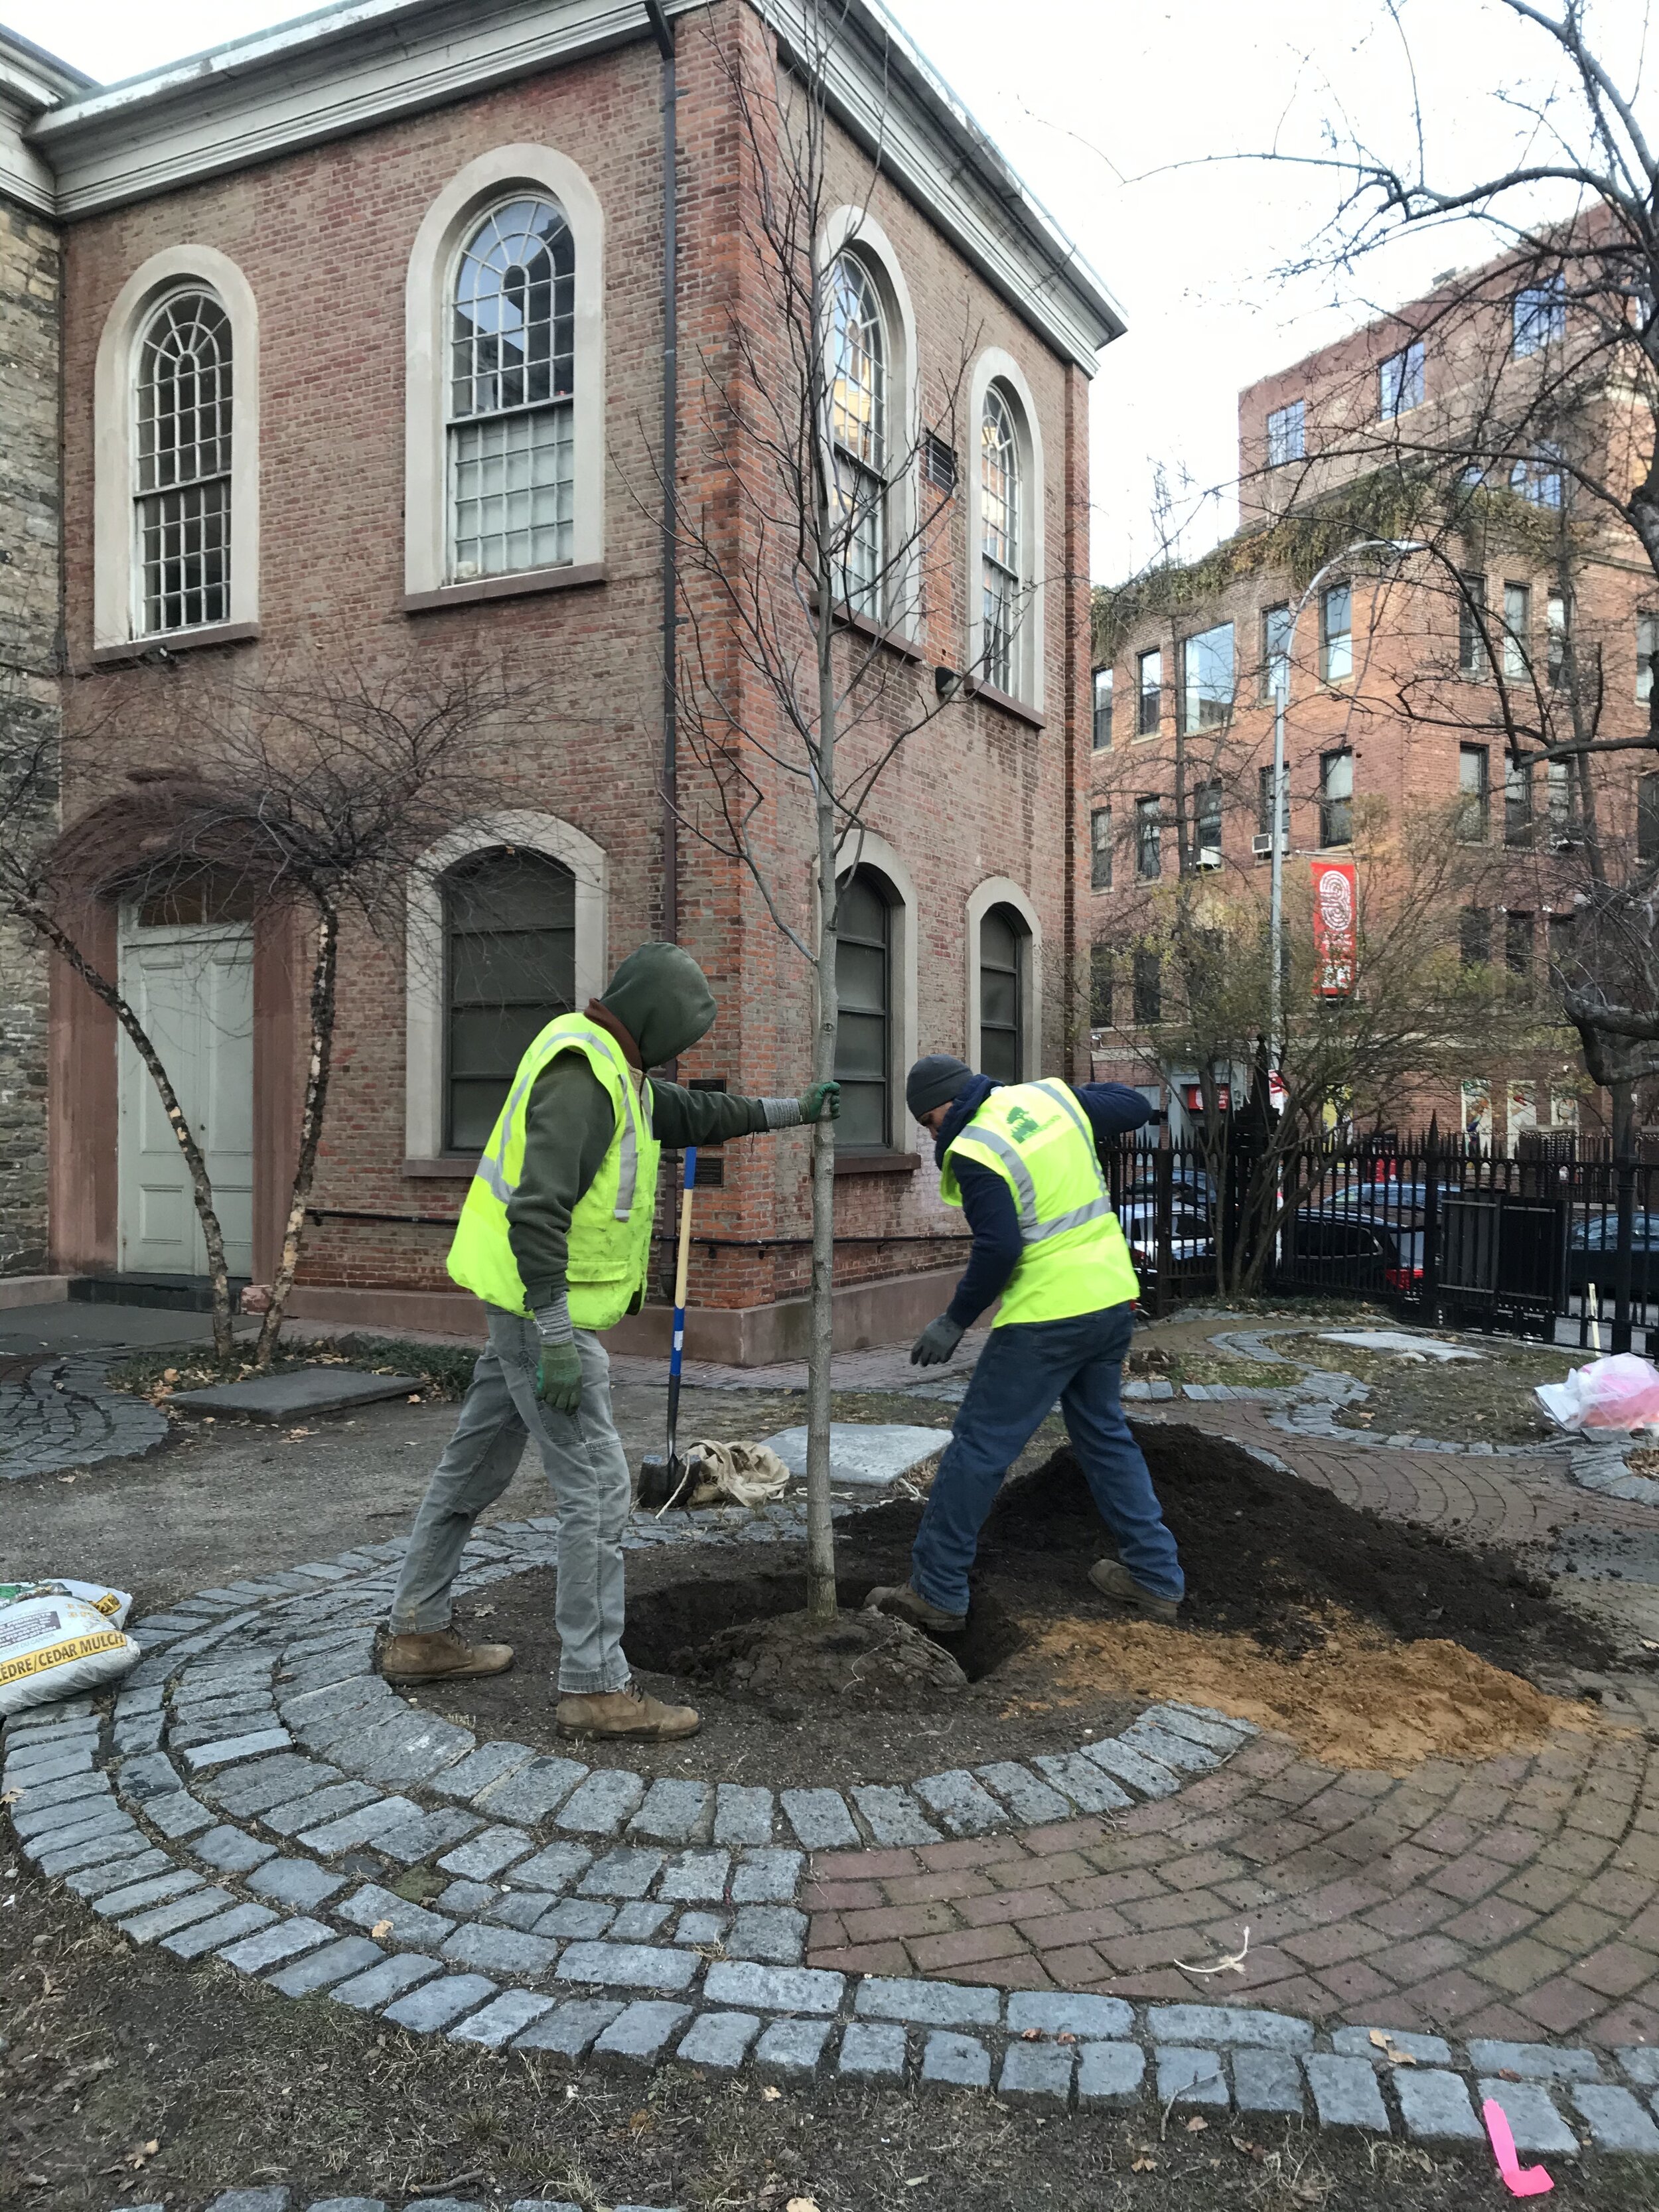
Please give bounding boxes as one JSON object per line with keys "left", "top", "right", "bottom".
{"left": 1089, "top": 1557, "right": 1180, "bottom": 1627}
{"left": 863, "top": 1582, "right": 968, "bottom": 1633}
{"left": 556, "top": 1680, "right": 701, "bottom": 1740}
{"left": 380, "top": 1627, "right": 514, "bottom": 1682}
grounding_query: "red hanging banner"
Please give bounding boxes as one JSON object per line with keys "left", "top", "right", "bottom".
{"left": 1310, "top": 858, "right": 1357, "bottom": 996}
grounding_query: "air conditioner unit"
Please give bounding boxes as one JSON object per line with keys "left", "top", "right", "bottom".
{"left": 1252, "top": 834, "right": 1274, "bottom": 857}
{"left": 1198, "top": 846, "right": 1223, "bottom": 869}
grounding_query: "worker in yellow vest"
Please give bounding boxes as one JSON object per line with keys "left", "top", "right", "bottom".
{"left": 383, "top": 941, "right": 838, "bottom": 1740}
{"left": 867, "top": 1054, "right": 1183, "bottom": 1632}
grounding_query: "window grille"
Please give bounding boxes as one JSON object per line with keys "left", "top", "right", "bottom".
{"left": 979, "top": 906, "right": 1024, "bottom": 1082}
{"left": 922, "top": 431, "right": 958, "bottom": 492}
{"left": 449, "top": 196, "right": 576, "bottom": 580}
{"left": 443, "top": 849, "right": 575, "bottom": 1150}
{"left": 136, "top": 291, "right": 232, "bottom": 634}
{"left": 828, "top": 255, "right": 887, "bottom": 618}
{"left": 980, "top": 384, "right": 1020, "bottom": 691}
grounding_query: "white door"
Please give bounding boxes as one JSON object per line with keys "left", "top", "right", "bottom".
{"left": 117, "top": 922, "right": 255, "bottom": 1277}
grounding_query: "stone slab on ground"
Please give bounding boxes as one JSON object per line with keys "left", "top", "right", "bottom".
{"left": 758, "top": 1423, "right": 946, "bottom": 1487}
{"left": 169, "top": 1368, "right": 424, "bottom": 1421}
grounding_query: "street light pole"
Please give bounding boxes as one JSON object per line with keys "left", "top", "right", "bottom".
{"left": 1265, "top": 536, "right": 1426, "bottom": 1069}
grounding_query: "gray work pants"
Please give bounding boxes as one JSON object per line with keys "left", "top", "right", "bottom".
{"left": 387, "top": 1307, "right": 632, "bottom": 1694}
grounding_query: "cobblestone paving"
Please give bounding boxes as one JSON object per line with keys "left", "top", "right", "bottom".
{"left": 0, "top": 1354, "right": 168, "bottom": 1481}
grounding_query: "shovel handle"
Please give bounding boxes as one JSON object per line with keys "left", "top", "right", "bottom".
{"left": 664, "top": 1147, "right": 697, "bottom": 1464}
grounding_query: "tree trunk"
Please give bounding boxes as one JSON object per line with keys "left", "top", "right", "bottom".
{"left": 804, "top": 619, "right": 840, "bottom": 1630}
{"left": 25, "top": 902, "right": 236, "bottom": 1360}
{"left": 255, "top": 900, "right": 338, "bottom": 1369}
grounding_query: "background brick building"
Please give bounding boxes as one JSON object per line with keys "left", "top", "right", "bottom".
{"left": 7, "top": 0, "right": 1121, "bottom": 1355}
{"left": 1088, "top": 247, "right": 1656, "bottom": 1153}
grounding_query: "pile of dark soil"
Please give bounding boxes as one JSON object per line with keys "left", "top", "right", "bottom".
{"left": 676, "top": 1605, "right": 968, "bottom": 1714}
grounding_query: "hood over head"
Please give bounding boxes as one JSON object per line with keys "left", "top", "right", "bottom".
{"left": 599, "top": 941, "right": 718, "bottom": 1068}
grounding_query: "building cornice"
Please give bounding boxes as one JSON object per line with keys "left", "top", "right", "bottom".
{"left": 0, "top": 29, "right": 92, "bottom": 216}
{"left": 26, "top": 0, "right": 1121, "bottom": 370}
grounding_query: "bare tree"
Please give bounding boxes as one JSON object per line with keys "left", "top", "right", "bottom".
{"left": 0, "top": 646, "right": 520, "bottom": 1364}
{"left": 645, "top": 1, "right": 1020, "bottom": 1625}
{"left": 1246, "top": 0, "right": 1659, "bottom": 1149}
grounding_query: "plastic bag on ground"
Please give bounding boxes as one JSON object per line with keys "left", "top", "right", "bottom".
{"left": 1535, "top": 1353, "right": 1659, "bottom": 1433}
{"left": 0, "top": 1581, "right": 142, "bottom": 1716}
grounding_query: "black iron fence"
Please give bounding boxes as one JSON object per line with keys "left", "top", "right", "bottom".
{"left": 1099, "top": 1128, "right": 1659, "bottom": 1347}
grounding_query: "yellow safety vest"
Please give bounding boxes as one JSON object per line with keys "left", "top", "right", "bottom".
{"left": 447, "top": 1013, "right": 662, "bottom": 1330}
{"left": 940, "top": 1079, "right": 1139, "bottom": 1325}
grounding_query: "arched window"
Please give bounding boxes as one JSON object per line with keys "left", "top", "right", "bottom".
{"left": 449, "top": 196, "right": 576, "bottom": 581}
{"left": 135, "top": 291, "right": 233, "bottom": 634}
{"left": 443, "top": 848, "right": 575, "bottom": 1149}
{"left": 979, "top": 904, "right": 1026, "bottom": 1083}
{"left": 980, "top": 384, "right": 1020, "bottom": 692}
{"left": 828, "top": 254, "right": 887, "bottom": 617}
{"left": 834, "top": 866, "right": 894, "bottom": 1149}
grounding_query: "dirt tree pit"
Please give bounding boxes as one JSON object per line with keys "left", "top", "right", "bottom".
{"left": 413, "top": 1424, "right": 1623, "bottom": 1780}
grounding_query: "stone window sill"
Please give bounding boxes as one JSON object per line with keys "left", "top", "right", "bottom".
{"left": 403, "top": 1156, "right": 480, "bottom": 1179}
{"left": 833, "top": 1149, "right": 920, "bottom": 1176}
{"left": 90, "top": 620, "right": 260, "bottom": 668}
{"left": 403, "top": 561, "right": 608, "bottom": 615}
{"left": 964, "top": 676, "right": 1046, "bottom": 731}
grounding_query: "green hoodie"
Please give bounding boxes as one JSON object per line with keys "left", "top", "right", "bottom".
{"left": 505, "top": 942, "right": 788, "bottom": 1312}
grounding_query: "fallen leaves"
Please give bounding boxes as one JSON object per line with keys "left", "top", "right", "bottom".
{"left": 786, "top": 2199, "right": 822, "bottom": 2212}
{"left": 1370, "top": 2028, "right": 1419, "bottom": 2067}
{"left": 1186, "top": 2116, "right": 1210, "bottom": 2132}
{"left": 1131, "top": 2156, "right": 1159, "bottom": 2173}
{"left": 760, "top": 2085, "right": 782, "bottom": 2102}
{"left": 370, "top": 1919, "right": 394, "bottom": 1939}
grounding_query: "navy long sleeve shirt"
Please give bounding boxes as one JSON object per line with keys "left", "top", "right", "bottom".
{"left": 938, "top": 1075, "right": 1155, "bottom": 1328}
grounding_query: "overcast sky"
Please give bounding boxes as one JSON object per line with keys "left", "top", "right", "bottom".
{"left": 5, "top": 0, "right": 1646, "bottom": 580}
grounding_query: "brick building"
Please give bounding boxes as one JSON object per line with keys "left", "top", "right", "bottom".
{"left": 7, "top": 0, "right": 1120, "bottom": 1355}
{"left": 0, "top": 31, "right": 88, "bottom": 1277}
{"left": 1088, "top": 250, "right": 1657, "bottom": 1151}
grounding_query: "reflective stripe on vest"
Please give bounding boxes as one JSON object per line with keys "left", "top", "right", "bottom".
{"left": 964, "top": 1080, "right": 1115, "bottom": 1244}
{"left": 475, "top": 1025, "right": 638, "bottom": 1222}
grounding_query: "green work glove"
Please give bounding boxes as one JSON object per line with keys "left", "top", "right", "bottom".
{"left": 910, "top": 1313, "right": 965, "bottom": 1366}
{"left": 536, "top": 1341, "right": 583, "bottom": 1415}
{"left": 798, "top": 1080, "right": 841, "bottom": 1123}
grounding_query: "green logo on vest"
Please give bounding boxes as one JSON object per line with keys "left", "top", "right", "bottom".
{"left": 1005, "top": 1106, "right": 1042, "bottom": 1144}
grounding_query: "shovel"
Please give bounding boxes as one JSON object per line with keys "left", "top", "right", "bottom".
{"left": 638, "top": 1145, "right": 699, "bottom": 1511}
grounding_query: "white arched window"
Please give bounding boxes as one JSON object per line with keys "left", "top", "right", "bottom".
{"left": 449, "top": 196, "right": 576, "bottom": 581}
{"left": 828, "top": 253, "right": 887, "bottom": 617}
{"left": 966, "top": 876, "right": 1043, "bottom": 1078}
{"left": 135, "top": 291, "right": 233, "bottom": 634}
{"left": 979, "top": 384, "right": 1020, "bottom": 694}
{"left": 94, "top": 246, "right": 260, "bottom": 652}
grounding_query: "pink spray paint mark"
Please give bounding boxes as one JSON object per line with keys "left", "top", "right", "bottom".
{"left": 1482, "top": 2099, "right": 1554, "bottom": 2197}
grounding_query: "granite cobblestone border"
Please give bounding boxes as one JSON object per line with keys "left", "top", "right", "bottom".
{"left": 14, "top": 1509, "right": 1659, "bottom": 2162}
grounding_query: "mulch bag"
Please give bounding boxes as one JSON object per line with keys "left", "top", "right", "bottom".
{"left": 1536, "top": 1354, "right": 1659, "bottom": 1433}
{"left": 676, "top": 1438, "right": 792, "bottom": 1509}
{"left": 0, "top": 1580, "right": 141, "bottom": 1717}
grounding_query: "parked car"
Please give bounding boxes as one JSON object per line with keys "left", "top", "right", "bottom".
{"left": 1119, "top": 1200, "right": 1215, "bottom": 1272}
{"left": 1287, "top": 1203, "right": 1425, "bottom": 1293}
{"left": 1567, "top": 1213, "right": 1659, "bottom": 1305}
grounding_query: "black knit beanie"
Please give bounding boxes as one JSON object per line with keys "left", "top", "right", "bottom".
{"left": 905, "top": 1053, "right": 972, "bottom": 1119}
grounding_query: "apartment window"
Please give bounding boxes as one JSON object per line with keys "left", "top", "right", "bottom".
{"left": 833, "top": 866, "right": 893, "bottom": 1149}
{"left": 443, "top": 849, "right": 575, "bottom": 1150}
{"left": 1194, "top": 779, "right": 1223, "bottom": 859}
{"left": 1510, "top": 443, "right": 1563, "bottom": 508}
{"left": 1320, "top": 581, "right": 1352, "bottom": 682}
{"left": 1638, "top": 772, "right": 1659, "bottom": 861}
{"left": 1458, "top": 573, "right": 1487, "bottom": 675}
{"left": 1181, "top": 622, "right": 1234, "bottom": 733}
{"left": 136, "top": 291, "right": 234, "bottom": 634}
{"left": 1513, "top": 274, "right": 1565, "bottom": 358}
{"left": 1547, "top": 759, "right": 1575, "bottom": 837}
{"left": 1638, "top": 613, "right": 1657, "bottom": 705}
{"left": 1092, "top": 667, "right": 1114, "bottom": 749}
{"left": 1133, "top": 946, "right": 1162, "bottom": 1023}
{"left": 1089, "top": 941, "right": 1113, "bottom": 1026}
{"left": 1548, "top": 594, "right": 1568, "bottom": 686}
{"left": 1548, "top": 911, "right": 1575, "bottom": 977}
{"left": 1260, "top": 602, "right": 1291, "bottom": 702}
{"left": 828, "top": 254, "right": 887, "bottom": 617}
{"left": 1461, "top": 907, "right": 1492, "bottom": 967}
{"left": 979, "top": 383, "right": 1021, "bottom": 689}
{"left": 1504, "top": 752, "right": 1533, "bottom": 847}
{"left": 1136, "top": 797, "right": 1161, "bottom": 880}
{"left": 1136, "top": 648, "right": 1162, "bottom": 735}
{"left": 1090, "top": 806, "right": 1113, "bottom": 890}
{"left": 1458, "top": 745, "right": 1490, "bottom": 842}
{"left": 1378, "top": 340, "right": 1425, "bottom": 419}
{"left": 1257, "top": 762, "right": 1289, "bottom": 842}
{"left": 1266, "top": 399, "right": 1304, "bottom": 467}
{"left": 1502, "top": 582, "right": 1530, "bottom": 682}
{"left": 1319, "top": 751, "right": 1353, "bottom": 848}
{"left": 979, "top": 905, "right": 1025, "bottom": 1082}
{"left": 449, "top": 196, "right": 577, "bottom": 582}
{"left": 1506, "top": 911, "right": 1534, "bottom": 981}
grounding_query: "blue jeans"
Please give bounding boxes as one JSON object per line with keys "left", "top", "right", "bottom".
{"left": 910, "top": 1302, "right": 1183, "bottom": 1617}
